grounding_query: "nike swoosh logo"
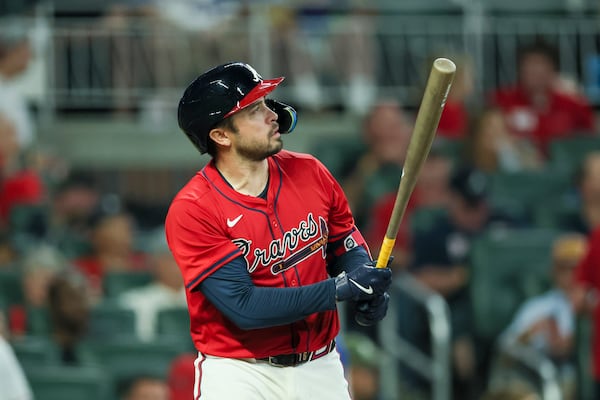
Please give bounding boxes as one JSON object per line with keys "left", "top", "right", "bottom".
{"left": 349, "top": 278, "right": 373, "bottom": 295}
{"left": 227, "top": 214, "right": 243, "bottom": 228}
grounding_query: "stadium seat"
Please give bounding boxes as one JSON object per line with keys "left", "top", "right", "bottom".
{"left": 10, "top": 336, "right": 58, "bottom": 372}
{"left": 576, "top": 317, "right": 594, "bottom": 400}
{"left": 27, "top": 366, "right": 113, "bottom": 400}
{"left": 87, "top": 302, "right": 136, "bottom": 340}
{"left": 82, "top": 337, "right": 185, "bottom": 381}
{"left": 310, "top": 137, "right": 364, "bottom": 181}
{"left": 469, "top": 229, "right": 558, "bottom": 343}
{"left": 549, "top": 135, "right": 600, "bottom": 176}
{"left": 156, "top": 308, "right": 194, "bottom": 351}
{"left": 488, "top": 170, "right": 570, "bottom": 220}
{"left": 103, "top": 271, "right": 153, "bottom": 298}
{"left": 0, "top": 269, "right": 23, "bottom": 307}
{"left": 375, "top": 0, "right": 464, "bottom": 14}
{"left": 26, "top": 307, "right": 51, "bottom": 337}
{"left": 482, "top": 0, "right": 574, "bottom": 14}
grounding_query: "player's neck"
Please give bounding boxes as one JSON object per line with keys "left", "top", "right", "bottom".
{"left": 215, "top": 156, "right": 269, "bottom": 197}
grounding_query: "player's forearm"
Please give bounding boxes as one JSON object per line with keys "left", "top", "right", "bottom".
{"left": 200, "top": 258, "right": 337, "bottom": 330}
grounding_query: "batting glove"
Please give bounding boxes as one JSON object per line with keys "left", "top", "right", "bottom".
{"left": 335, "top": 263, "right": 392, "bottom": 302}
{"left": 354, "top": 292, "right": 390, "bottom": 326}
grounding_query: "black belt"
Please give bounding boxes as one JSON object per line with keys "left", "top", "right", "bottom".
{"left": 256, "top": 340, "right": 336, "bottom": 367}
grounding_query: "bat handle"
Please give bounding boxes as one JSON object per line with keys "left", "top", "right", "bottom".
{"left": 376, "top": 236, "right": 395, "bottom": 268}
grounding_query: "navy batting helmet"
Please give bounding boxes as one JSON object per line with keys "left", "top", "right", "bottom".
{"left": 177, "top": 62, "right": 285, "bottom": 154}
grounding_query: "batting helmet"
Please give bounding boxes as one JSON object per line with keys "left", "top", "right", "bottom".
{"left": 177, "top": 62, "right": 285, "bottom": 154}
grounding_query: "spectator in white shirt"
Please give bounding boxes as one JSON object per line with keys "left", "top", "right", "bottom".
{"left": 119, "top": 227, "right": 186, "bottom": 342}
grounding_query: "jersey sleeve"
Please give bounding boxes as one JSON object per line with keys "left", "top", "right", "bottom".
{"left": 575, "top": 227, "right": 600, "bottom": 289}
{"left": 165, "top": 198, "right": 242, "bottom": 291}
{"left": 315, "top": 159, "right": 370, "bottom": 258}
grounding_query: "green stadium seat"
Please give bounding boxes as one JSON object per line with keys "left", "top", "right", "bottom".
{"left": 469, "top": 229, "right": 558, "bottom": 343}
{"left": 576, "top": 317, "right": 594, "bottom": 400}
{"left": 549, "top": 135, "right": 600, "bottom": 175}
{"left": 27, "top": 366, "right": 113, "bottom": 400}
{"left": 88, "top": 303, "right": 136, "bottom": 340}
{"left": 488, "top": 170, "right": 570, "bottom": 220}
{"left": 10, "top": 336, "right": 58, "bottom": 372}
{"left": 103, "top": 271, "right": 153, "bottom": 298}
{"left": 83, "top": 337, "right": 185, "bottom": 381}
{"left": 156, "top": 308, "right": 194, "bottom": 350}
{"left": 0, "top": 269, "right": 23, "bottom": 307}
{"left": 26, "top": 307, "right": 51, "bottom": 337}
{"left": 310, "top": 137, "right": 364, "bottom": 181}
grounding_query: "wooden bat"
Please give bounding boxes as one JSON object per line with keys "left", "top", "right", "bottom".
{"left": 375, "top": 58, "right": 456, "bottom": 269}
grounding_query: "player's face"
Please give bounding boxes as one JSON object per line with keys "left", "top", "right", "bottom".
{"left": 230, "top": 98, "right": 282, "bottom": 161}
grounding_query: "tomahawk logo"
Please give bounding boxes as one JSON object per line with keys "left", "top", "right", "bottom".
{"left": 233, "top": 213, "right": 329, "bottom": 274}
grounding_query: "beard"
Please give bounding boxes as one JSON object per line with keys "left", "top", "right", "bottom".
{"left": 235, "top": 135, "right": 283, "bottom": 162}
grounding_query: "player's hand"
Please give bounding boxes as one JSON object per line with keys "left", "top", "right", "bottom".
{"left": 265, "top": 99, "right": 297, "bottom": 134}
{"left": 334, "top": 263, "right": 392, "bottom": 302}
{"left": 354, "top": 292, "right": 390, "bottom": 326}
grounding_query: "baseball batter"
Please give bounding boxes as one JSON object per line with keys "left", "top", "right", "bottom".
{"left": 165, "top": 62, "right": 392, "bottom": 399}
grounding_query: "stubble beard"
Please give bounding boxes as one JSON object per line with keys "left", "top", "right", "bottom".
{"left": 236, "top": 137, "right": 283, "bottom": 162}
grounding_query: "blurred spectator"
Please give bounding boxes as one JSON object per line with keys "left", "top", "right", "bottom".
{"left": 499, "top": 233, "right": 587, "bottom": 399}
{"left": 490, "top": 40, "right": 595, "bottom": 156}
{"left": 48, "top": 172, "right": 100, "bottom": 258}
{"left": 344, "top": 332, "right": 381, "bottom": 400}
{"left": 342, "top": 100, "right": 411, "bottom": 229}
{"left": 570, "top": 152, "right": 600, "bottom": 234}
{"left": 118, "top": 227, "right": 186, "bottom": 342}
{"left": 167, "top": 353, "right": 196, "bottom": 400}
{"left": 73, "top": 197, "right": 147, "bottom": 301}
{"left": 400, "top": 166, "right": 514, "bottom": 398}
{"left": 8, "top": 245, "right": 66, "bottom": 337}
{"left": 437, "top": 56, "right": 475, "bottom": 140}
{"left": 270, "top": 2, "right": 378, "bottom": 114}
{"left": 463, "top": 108, "right": 543, "bottom": 173}
{"left": 47, "top": 274, "right": 92, "bottom": 365}
{"left": 117, "top": 374, "right": 169, "bottom": 400}
{"left": 571, "top": 225, "right": 600, "bottom": 394}
{"left": 0, "top": 113, "right": 44, "bottom": 230}
{"left": 365, "top": 150, "right": 452, "bottom": 270}
{"left": 0, "top": 334, "right": 33, "bottom": 400}
{"left": 480, "top": 384, "right": 540, "bottom": 400}
{"left": 0, "top": 20, "right": 34, "bottom": 147}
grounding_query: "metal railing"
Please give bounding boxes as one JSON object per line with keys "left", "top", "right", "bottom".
{"left": 4, "top": 5, "right": 600, "bottom": 117}
{"left": 379, "top": 273, "right": 451, "bottom": 400}
{"left": 491, "top": 340, "right": 564, "bottom": 400}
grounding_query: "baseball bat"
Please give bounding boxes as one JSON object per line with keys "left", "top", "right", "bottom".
{"left": 375, "top": 58, "right": 456, "bottom": 269}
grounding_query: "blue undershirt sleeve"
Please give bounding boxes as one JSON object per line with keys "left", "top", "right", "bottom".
{"left": 327, "top": 246, "right": 371, "bottom": 277}
{"left": 199, "top": 257, "right": 337, "bottom": 330}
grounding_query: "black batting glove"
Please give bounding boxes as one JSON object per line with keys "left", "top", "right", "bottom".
{"left": 354, "top": 292, "right": 390, "bottom": 326}
{"left": 334, "top": 261, "right": 392, "bottom": 302}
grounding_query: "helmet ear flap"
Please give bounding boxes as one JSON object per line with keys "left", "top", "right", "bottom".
{"left": 266, "top": 99, "right": 297, "bottom": 134}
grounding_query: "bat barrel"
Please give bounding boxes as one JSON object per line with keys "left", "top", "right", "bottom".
{"left": 376, "top": 58, "right": 456, "bottom": 269}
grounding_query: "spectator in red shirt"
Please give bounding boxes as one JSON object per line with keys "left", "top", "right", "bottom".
{"left": 437, "top": 56, "right": 474, "bottom": 140}
{"left": 0, "top": 113, "right": 44, "bottom": 230}
{"left": 73, "top": 199, "right": 147, "bottom": 302}
{"left": 490, "top": 40, "right": 595, "bottom": 155}
{"left": 571, "top": 225, "right": 600, "bottom": 393}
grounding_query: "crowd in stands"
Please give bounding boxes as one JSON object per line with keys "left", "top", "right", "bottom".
{"left": 2, "top": 2, "right": 600, "bottom": 400}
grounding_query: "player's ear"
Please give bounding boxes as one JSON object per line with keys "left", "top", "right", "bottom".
{"left": 208, "top": 128, "right": 232, "bottom": 149}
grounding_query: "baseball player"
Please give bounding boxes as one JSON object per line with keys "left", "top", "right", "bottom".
{"left": 165, "top": 62, "right": 392, "bottom": 399}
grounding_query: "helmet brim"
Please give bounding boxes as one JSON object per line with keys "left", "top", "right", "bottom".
{"left": 224, "top": 77, "right": 285, "bottom": 118}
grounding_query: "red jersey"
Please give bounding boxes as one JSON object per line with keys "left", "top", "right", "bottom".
{"left": 0, "top": 169, "right": 44, "bottom": 224}
{"left": 490, "top": 86, "right": 594, "bottom": 154}
{"left": 437, "top": 100, "right": 468, "bottom": 140}
{"left": 165, "top": 150, "right": 367, "bottom": 359}
{"left": 574, "top": 226, "right": 600, "bottom": 379}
